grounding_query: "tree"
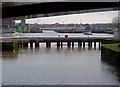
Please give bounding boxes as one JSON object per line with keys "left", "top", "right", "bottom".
{"left": 112, "top": 16, "right": 120, "bottom": 31}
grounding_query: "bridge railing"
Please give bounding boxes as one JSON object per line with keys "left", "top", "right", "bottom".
{"left": 1, "top": 34, "right": 114, "bottom": 39}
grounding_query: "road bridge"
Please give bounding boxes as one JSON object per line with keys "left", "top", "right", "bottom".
{"left": 1, "top": 36, "right": 118, "bottom": 50}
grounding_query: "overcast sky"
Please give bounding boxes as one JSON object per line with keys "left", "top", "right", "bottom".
{"left": 15, "top": 11, "right": 118, "bottom": 24}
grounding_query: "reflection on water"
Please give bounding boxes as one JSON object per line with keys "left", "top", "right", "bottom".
{"left": 2, "top": 44, "right": 118, "bottom": 85}
{"left": 2, "top": 51, "right": 19, "bottom": 60}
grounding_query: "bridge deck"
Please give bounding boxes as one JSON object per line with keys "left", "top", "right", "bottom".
{"left": 1, "top": 37, "right": 116, "bottom": 43}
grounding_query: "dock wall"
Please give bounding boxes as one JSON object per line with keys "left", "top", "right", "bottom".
{"left": 101, "top": 46, "right": 120, "bottom": 73}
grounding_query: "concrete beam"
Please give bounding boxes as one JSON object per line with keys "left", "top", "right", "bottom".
{"left": 3, "top": 7, "right": 119, "bottom": 21}
{"left": 2, "top": 2, "right": 119, "bottom": 20}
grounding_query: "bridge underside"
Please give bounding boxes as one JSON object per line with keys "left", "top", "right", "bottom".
{"left": 2, "top": 2, "right": 119, "bottom": 21}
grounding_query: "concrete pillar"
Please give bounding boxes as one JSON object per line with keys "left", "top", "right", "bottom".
{"left": 90, "top": 41, "right": 92, "bottom": 47}
{"left": 46, "top": 42, "right": 51, "bottom": 48}
{"left": 61, "top": 42, "right": 63, "bottom": 48}
{"left": 23, "top": 43, "right": 28, "bottom": 47}
{"left": 78, "top": 41, "right": 82, "bottom": 47}
{"left": 88, "top": 41, "right": 90, "bottom": 47}
{"left": 67, "top": 42, "right": 71, "bottom": 47}
{"left": 35, "top": 42, "right": 39, "bottom": 47}
{"left": 18, "top": 42, "right": 22, "bottom": 48}
{"left": 83, "top": 41, "right": 85, "bottom": 47}
{"left": 30, "top": 42, "right": 33, "bottom": 47}
{"left": 57, "top": 42, "right": 60, "bottom": 47}
{"left": 99, "top": 41, "right": 101, "bottom": 48}
{"left": 72, "top": 42, "right": 74, "bottom": 47}
{"left": 94, "top": 42, "right": 96, "bottom": 47}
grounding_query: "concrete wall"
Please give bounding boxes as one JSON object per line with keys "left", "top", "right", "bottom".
{"left": 1, "top": 42, "right": 18, "bottom": 51}
{"left": 101, "top": 46, "right": 120, "bottom": 73}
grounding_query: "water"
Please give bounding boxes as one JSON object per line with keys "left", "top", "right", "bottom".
{"left": 1, "top": 31, "right": 119, "bottom": 85}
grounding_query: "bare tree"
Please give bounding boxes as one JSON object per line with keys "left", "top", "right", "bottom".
{"left": 112, "top": 16, "right": 120, "bottom": 31}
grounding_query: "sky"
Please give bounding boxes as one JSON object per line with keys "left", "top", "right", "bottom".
{"left": 15, "top": 11, "right": 118, "bottom": 24}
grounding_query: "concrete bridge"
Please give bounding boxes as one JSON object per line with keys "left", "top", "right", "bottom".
{"left": 1, "top": 36, "right": 119, "bottom": 51}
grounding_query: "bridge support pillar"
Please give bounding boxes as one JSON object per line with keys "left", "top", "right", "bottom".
{"left": 88, "top": 41, "right": 91, "bottom": 47}
{"left": 83, "top": 41, "right": 85, "bottom": 47}
{"left": 61, "top": 42, "right": 63, "bottom": 48}
{"left": 90, "top": 42, "right": 92, "bottom": 47}
{"left": 35, "top": 42, "right": 39, "bottom": 47}
{"left": 94, "top": 42, "right": 96, "bottom": 47}
{"left": 78, "top": 41, "right": 82, "bottom": 47}
{"left": 99, "top": 41, "right": 101, "bottom": 48}
{"left": 57, "top": 42, "right": 60, "bottom": 47}
{"left": 67, "top": 42, "right": 71, "bottom": 47}
{"left": 30, "top": 42, "right": 33, "bottom": 47}
{"left": 46, "top": 42, "right": 51, "bottom": 48}
{"left": 72, "top": 42, "right": 74, "bottom": 47}
{"left": 18, "top": 42, "right": 22, "bottom": 48}
{"left": 23, "top": 43, "right": 28, "bottom": 47}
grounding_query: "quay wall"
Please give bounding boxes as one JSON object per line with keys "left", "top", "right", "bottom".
{"left": 1, "top": 42, "right": 18, "bottom": 51}
{"left": 101, "top": 45, "right": 120, "bottom": 73}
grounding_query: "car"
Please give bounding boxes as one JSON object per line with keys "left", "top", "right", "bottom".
{"left": 83, "top": 32, "right": 93, "bottom": 35}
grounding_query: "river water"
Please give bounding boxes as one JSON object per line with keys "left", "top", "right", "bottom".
{"left": 1, "top": 31, "right": 119, "bottom": 85}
